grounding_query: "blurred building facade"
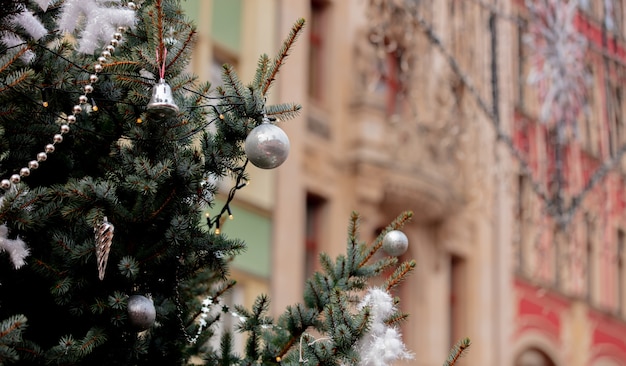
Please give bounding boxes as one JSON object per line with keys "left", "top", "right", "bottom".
{"left": 181, "top": 1, "right": 626, "bottom": 365}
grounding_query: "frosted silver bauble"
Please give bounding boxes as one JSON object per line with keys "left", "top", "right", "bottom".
{"left": 127, "top": 295, "right": 156, "bottom": 330}
{"left": 244, "top": 121, "right": 290, "bottom": 169}
{"left": 382, "top": 230, "right": 409, "bottom": 257}
{"left": 147, "top": 78, "right": 179, "bottom": 118}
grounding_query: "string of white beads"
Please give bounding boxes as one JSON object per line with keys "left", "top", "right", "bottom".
{"left": 0, "top": 22, "right": 132, "bottom": 191}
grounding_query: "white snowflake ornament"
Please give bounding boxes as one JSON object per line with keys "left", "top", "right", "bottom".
{"left": 58, "top": 0, "right": 137, "bottom": 54}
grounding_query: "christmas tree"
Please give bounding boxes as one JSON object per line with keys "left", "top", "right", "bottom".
{"left": 0, "top": 1, "right": 468, "bottom": 365}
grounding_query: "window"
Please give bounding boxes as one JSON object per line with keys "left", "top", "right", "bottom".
{"left": 586, "top": 214, "right": 596, "bottom": 303}
{"left": 608, "top": 81, "right": 623, "bottom": 158}
{"left": 305, "top": 193, "right": 326, "bottom": 277}
{"left": 515, "top": 348, "right": 556, "bottom": 366}
{"left": 515, "top": 174, "right": 528, "bottom": 275}
{"left": 449, "top": 255, "right": 466, "bottom": 348}
{"left": 617, "top": 229, "right": 624, "bottom": 315}
{"left": 308, "top": 0, "right": 330, "bottom": 103}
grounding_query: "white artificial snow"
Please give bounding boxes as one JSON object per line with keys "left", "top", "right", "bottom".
{"left": 0, "top": 224, "right": 30, "bottom": 269}
{"left": 1, "top": 1, "right": 50, "bottom": 63}
{"left": 33, "top": 0, "right": 52, "bottom": 12}
{"left": 356, "top": 288, "right": 413, "bottom": 366}
{"left": 58, "top": 0, "right": 136, "bottom": 54}
{"left": 525, "top": 0, "right": 588, "bottom": 133}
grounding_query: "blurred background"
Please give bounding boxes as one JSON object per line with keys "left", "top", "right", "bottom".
{"left": 181, "top": 1, "right": 626, "bottom": 365}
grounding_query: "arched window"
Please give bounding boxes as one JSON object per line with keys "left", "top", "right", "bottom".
{"left": 515, "top": 348, "right": 556, "bottom": 366}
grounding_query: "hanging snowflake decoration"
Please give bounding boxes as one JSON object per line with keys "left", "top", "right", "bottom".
{"left": 58, "top": 0, "right": 137, "bottom": 54}
{"left": 525, "top": 0, "right": 588, "bottom": 136}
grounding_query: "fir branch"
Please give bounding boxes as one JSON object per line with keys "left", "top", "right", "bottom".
{"left": 384, "top": 312, "right": 409, "bottom": 327}
{"left": 0, "top": 46, "right": 29, "bottom": 75}
{"left": 252, "top": 54, "right": 270, "bottom": 90}
{"left": 443, "top": 337, "right": 471, "bottom": 366}
{"left": 262, "top": 18, "right": 306, "bottom": 96}
{"left": 0, "top": 69, "right": 33, "bottom": 93}
{"left": 0, "top": 314, "right": 27, "bottom": 340}
{"left": 165, "top": 28, "right": 196, "bottom": 72}
{"left": 384, "top": 260, "right": 416, "bottom": 291}
{"left": 265, "top": 103, "right": 301, "bottom": 121}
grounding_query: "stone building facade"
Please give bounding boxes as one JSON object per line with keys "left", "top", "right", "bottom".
{"left": 183, "top": 0, "right": 626, "bottom": 365}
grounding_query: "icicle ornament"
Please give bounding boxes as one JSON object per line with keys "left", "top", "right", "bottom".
{"left": 94, "top": 216, "right": 114, "bottom": 280}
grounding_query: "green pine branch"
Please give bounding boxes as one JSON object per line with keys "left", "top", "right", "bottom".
{"left": 444, "top": 337, "right": 471, "bottom": 366}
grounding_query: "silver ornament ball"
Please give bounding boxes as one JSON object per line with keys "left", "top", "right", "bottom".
{"left": 127, "top": 295, "right": 156, "bottom": 330}
{"left": 382, "top": 230, "right": 409, "bottom": 257}
{"left": 244, "top": 122, "right": 290, "bottom": 169}
{"left": 1, "top": 179, "right": 11, "bottom": 190}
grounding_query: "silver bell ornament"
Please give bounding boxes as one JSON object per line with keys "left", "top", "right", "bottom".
{"left": 244, "top": 118, "right": 290, "bottom": 169}
{"left": 127, "top": 294, "right": 156, "bottom": 330}
{"left": 382, "top": 230, "right": 409, "bottom": 257}
{"left": 147, "top": 78, "right": 179, "bottom": 118}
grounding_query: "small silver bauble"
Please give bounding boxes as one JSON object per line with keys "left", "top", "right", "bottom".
{"left": 382, "top": 230, "right": 409, "bottom": 257}
{"left": 67, "top": 115, "right": 77, "bottom": 124}
{"left": 53, "top": 134, "right": 63, "bottom": 143}
{"left": 79, "top": 95, "right": 88, "bottom": 104}
{"left": 110, "top": 38, "right": 119, "bottom": 47}
{"left": 97, "top": 56, "right": 107, "bottom": 64}
{"left": 146, "top": 78, "right": 179, "bottom": 118}
{"left": 101, "top": 50, "right": 111, "bottom": 58}
{"left": 90, "top": 74, "right": 99, "bottom": 83}
{"left": 1, "top": 179, "right": 11, "bottom": 189}
{"left": 94, "top": 63, "right": 103, "bottom": 73}
{"left": 127, "top": 294, "right": 156, "bottom": 330}
{"left": 244, "top": 119, "right": 290, "bottom": 169}
{"left": 84, "top": 85, "right": 93, "bottom": 94}
{"left": 19, "top": 168, "right": 30, "bottom": 177}
{"left": 28, "top": 160, "right": 39, "bottom": 169}
{"left": 113, "top": 32, "right": 123, "bottom": 40}
{"left": 73, "top": 105, "right": 82, "bottom": 114}
{"left": 10, "top": 174, "right": 20, "bottom": 184}
{"left": 45, "top": 144, "right": 55, "bottom": 153}
{"left": 60, "top": 124, "right": 70, "bottom": 134}
{"left": 127, "top": 2, "right": 137, "bottom": 10}
{"left": 37, "top": 152, "right": 47, "bottom": 161}
{"left": 105, "top": 45, "right": 115, "bottom": 54}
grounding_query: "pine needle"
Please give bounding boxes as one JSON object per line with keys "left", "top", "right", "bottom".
{"left": 443, "top": 337, "right": 471, "bottom": 366}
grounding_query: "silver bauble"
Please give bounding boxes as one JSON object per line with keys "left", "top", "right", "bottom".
{"left": 147, "top": 78, "right": 179, "bottom": 118}
{"left": 382, "top": 230, "right": 409, "bottom": 257}
{"left": 244, "top": 121, "right": 290, "bottom": 169}
{"left": 127, "top": 294, "right": 156, "bottom": 330}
